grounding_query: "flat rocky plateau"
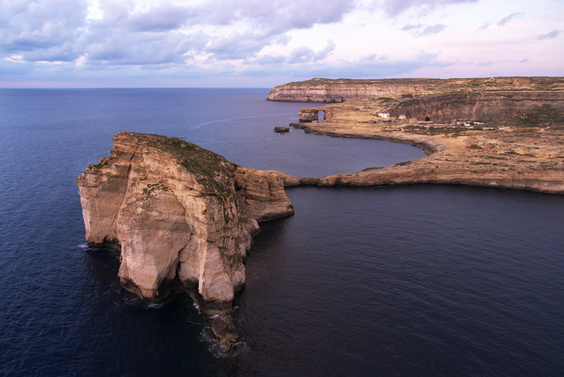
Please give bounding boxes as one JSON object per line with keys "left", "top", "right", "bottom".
{"left": 270, "top": 77, "right": 564, "bottom": 194}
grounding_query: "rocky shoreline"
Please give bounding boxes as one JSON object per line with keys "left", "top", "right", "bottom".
{"left": 283, "top": 121, "right": 564, "bottom": 194}
{"left": 77, "top": 79, "right": 563, "bottom": 351}
{"left": 77, "top": 132, "right": 294, "bottom": 310}
{"left": 77, "top": 132, "right": 299, "bottom": 350}
{"left": 270, "top": 77, "right": 564, "bottom": 195}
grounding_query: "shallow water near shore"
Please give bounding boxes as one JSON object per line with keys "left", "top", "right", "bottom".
{"left": 1, "top": 88, "right": 563, "bottom": 376}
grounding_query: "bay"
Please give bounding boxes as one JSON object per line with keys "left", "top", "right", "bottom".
{"left": 0, "top": 89, "right": 562, "bottom": 376}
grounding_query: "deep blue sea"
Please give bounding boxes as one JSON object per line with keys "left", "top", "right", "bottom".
{"left": 0, "top": 88, "right": 563, "bottom": 377}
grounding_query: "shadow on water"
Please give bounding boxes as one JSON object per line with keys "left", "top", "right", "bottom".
{"left": 2, "top": 89, "right": 563, "bottom": 377}
{"left": 230, "top": 185, "right": 564, "bottom": 377}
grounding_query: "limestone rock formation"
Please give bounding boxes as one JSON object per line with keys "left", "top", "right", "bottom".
{"left": 267, "top": 77, "right": 564, "bottom": 103}
{"left": 211, "top": 315, "right": 240, "bottom": 351}
{"left": 386, "top": 91, "right": 564, "bottom": 123}
{"left": 77, "top": 132, "right": 294, "bottom": 311}
{"left": 274, "top": 126, "right": 290, "bottom": 133}
{"left": 284, "top": 91, "right": 564, "bottom": 195}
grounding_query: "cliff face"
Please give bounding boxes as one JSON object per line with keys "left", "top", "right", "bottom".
{"left": 387, "top": 91, "right": 564, "bottom": 123}
{"left": 285, "top": 92, "right": 564, "bottom": 195}
{"left": 267, "top": 77, "right": 564, "bottom": 102}
{"left": 77, "top": 132, "right": 293, "bottom": 311}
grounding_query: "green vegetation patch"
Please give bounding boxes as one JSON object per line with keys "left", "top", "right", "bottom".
{"left": 129, "top": 132, "right": 232, "bottom": 194}
{"left": 377, "top": 97, "right": 394, "bottom": 102}
{"left": 515, "top": 104, "right": 564, "bottom": 127}
{"left": 87, "top": 157, "right": 110, "bottom": 171}
{"left": 143, "top": 183, "right": 169, "bottom": 195}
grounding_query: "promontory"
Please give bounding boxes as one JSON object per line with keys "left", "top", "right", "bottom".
{"left": 269, "top": 77, "right": 564, "bottom": 194}
{"left": 76, "top": 132, "right": 294, "bottom": 313}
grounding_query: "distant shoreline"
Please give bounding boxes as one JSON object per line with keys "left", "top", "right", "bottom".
{"left": 268, "top": 78, "right": 564, "bottom": 195}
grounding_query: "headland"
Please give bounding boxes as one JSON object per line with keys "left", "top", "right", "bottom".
{"left": 269, "top": 77, "right": 564, "bottom": 194}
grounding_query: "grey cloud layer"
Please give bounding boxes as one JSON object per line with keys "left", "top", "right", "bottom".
{"left": 0, "top": 0, "right": 509, "bottom": 83}
{"left": 537, "top": 29, "right": 561, "bottom": 40}
{"left": 401, "top": 23, "right": 447, "bottom": 37}
{"left": 0, "top": 0, "right": 355, "bottom": 64}
{"left": 498, "top": 12, "right": 524, "bottom": 26}
{"left": 0, "top": 0, "right": 87, "bottom": 57}
{"left": 381, "top": 0, "right": 477, "bottom": 16}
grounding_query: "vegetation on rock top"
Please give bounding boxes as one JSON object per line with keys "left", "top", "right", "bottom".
{"left": 127, "top": 132, "right": 233, "bottom": 194}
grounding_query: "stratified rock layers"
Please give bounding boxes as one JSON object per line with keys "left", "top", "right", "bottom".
{"left": 267, "top": 77, "right": 564, "bottom": 103}
{"left": 77, "top": 132, "right": 293, "bottom": 310}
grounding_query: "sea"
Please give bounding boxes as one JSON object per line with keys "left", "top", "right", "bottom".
{"left": 0, "top": 88, "right": 563, "bottom": 377}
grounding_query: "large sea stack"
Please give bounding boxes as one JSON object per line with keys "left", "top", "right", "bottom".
{"left": 76, "top": 132, "right": 294, "bottom": 312}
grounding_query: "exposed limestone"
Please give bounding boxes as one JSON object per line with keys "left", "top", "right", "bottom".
{"left": 282, "top": 86, "right": 564, "bottom": 194}
{"left": 267, "top": 77, "right": 564, "bottom": 103}
{"left": 274, "top": 126, "right": 290, "bottom": 133}
{"left": 77, "top": 132, "right": 294, "bottom": 311}
{"left": 267, "top": 76, "right": 564, "bottom": 195}
{"left": 211, "top": 315, "right": 240, "bottom": 351}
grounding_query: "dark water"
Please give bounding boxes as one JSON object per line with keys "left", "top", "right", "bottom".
{"left": 1, "top": 89, "right": 563, "bottom": 376}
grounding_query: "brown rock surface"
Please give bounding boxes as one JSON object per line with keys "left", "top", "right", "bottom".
{"left": 77, "top": 132, "right": 294, "bottom": 310}
{"left": 267, "top": 77, "right": 564, "bottom": 103}
{"left": 269, "top": 76, "right": 563, "bottom": 195}
{"left": 211, "top": 315, "right": 240, "bottom": 351}
{"left": 286, "top": 93, "right": 564, "bottom": 194}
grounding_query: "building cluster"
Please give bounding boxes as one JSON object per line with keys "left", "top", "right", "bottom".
{"left": 371, "top": 113, "right": 485, "bottom": 128}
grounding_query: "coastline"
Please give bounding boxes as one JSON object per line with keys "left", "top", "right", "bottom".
{"left": 275, "top": 108, "right": 563, "bottom": 195}
{"left": 266, "top": 78, "right": 564, "bottom": 195}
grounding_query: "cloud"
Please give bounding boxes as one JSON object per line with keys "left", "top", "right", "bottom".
{"left": 498, "top": 12, "right": 523, "bottom": 26}
{"left": 3, "top": 55, "right": 24, "bottom": 63}
{"left": 243, "top": 50, "right": 452, "bottom": 80}
{"left": 287, "top": 47, "right": 316, "bottom": 64}
{"left": 381, "top": 0, "right": 478, "bottom": 17}
{"left": 0, "top": 0, "right": 357, "bottom": 67}
{"left": 315, "top": 40, "right": 336, "bottom": 60}
{"left": 478, "top": 61, "right": 494, "bottom": 67}
{"left": 89, "top": 0, "right": 353, "bottom": 65}
{"left": 205, "top": 31, "right": 278, "bottom": 60}
{"left": 401, "top": 24, "right": 423, "bottom": 31}
{"left": 537, "top": 30, "right": 561, "bottom": 40}
{"left": 401, "top": 23, "right": 446, "bottom": 37}
{"left": 418, "top": 24, "right": 446, "bottom": 36}
{"left": 1, "top": 0, "right": 562, "bottom": 87}
{"left": 126, "top": 4, "right": 194, "bottom": 32}
{"left": 0, "top": 0, "right": 88, "bottom": 60}
{"left": 197, "top": 0, "right": 356, "bottom": 35}
{"left": 262, "top": 40, "right": 336, "bottom": 65}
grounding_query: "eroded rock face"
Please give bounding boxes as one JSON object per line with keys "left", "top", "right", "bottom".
{"left": 77, "top": 132, "right": 294, "bottom": 311}
{"left": 267, "top": 77, "right": 564, "bottom": 103}
{"left": 387, "top": 91, "right": 564, "bottom": 123}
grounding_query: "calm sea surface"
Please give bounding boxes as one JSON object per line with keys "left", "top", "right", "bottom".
{"left": 0, "top": 89, "right": 563, "bottom": 376}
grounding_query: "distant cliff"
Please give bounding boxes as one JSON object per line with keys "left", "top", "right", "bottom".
{"left": 282, "top": 77, "right": 564, "bottom": 195}
{"left": 77, "top": 132, "right": 294, "bottom": 312}
{"left": 267, "top": 77, "right": 564, "bottom": 103}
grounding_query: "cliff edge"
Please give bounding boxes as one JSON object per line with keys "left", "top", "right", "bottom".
{"left": 284, "top": 79, "right": 564, "bottom": 194}
{"left": 267, "top": 77, "right": 564, "bottom": 102}
{"left": 76, "top": 132, "right": 294, "bottom": 312}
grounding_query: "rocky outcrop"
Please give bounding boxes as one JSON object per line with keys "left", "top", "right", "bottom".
{"left": 77, "top": 132, "right": 294, "bottom": 312}
{"left": 387, "top": 91, "right": 564, "bottom": 123}
{"left": 276, "top": 77, "right": 563, "bottom": 195}
{"left": 274, "top": 126, "right": 290, "bottom": 133}
{"left": 267, "top": 77, "right": 564, "bottom": 103}
{"left": 285, "top": 108, "right": 564, "bottom": 194}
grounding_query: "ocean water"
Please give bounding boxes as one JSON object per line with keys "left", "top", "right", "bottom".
{"left": 0, "top": 89, "right": 563, "bottom": 376}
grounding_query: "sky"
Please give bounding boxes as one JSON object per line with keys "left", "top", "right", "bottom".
{"left": 0, "top": 0, "right": 563, "bottom": 88}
